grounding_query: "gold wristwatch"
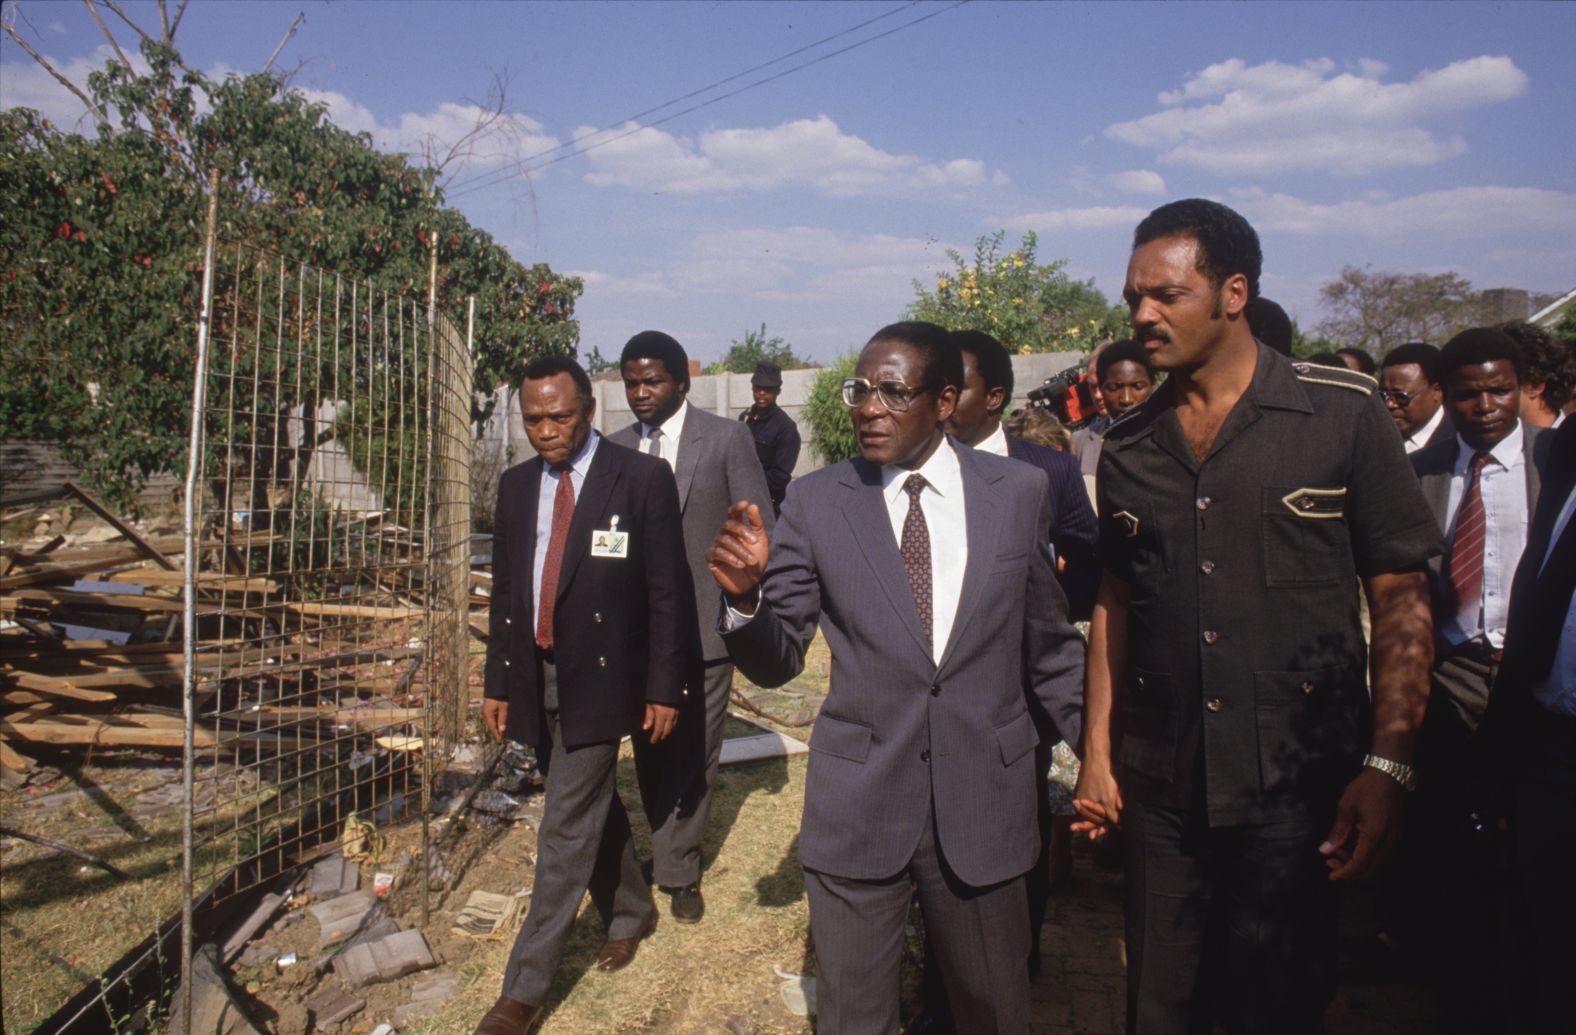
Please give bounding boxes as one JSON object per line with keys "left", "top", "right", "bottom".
{"left": 1362, "top": 754, "right": 1417, "bottom": 791}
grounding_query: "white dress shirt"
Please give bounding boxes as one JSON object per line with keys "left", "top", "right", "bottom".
{"left": 975, "top": 423, "right": 1009, "bottom": 458}
{"left": 533, "top": 431, "right": 599, "bottom": 619}
{"left": 638, "top": 399, "right": 688, "bottom": 473}
{"left": 1534, "top": 481, "right": 1576, "bottom": 718}
{"left": 1441, "top": 423, "right": 1527, "bottom": 647}
{"left": 725, "top": 437, "right": 971, "bottom": 665}
{"left": 1403, "top": 406, "right": 1445, "bottom": 455}
{"left": 881, "top": 439, "right": 968, "bottom": 663}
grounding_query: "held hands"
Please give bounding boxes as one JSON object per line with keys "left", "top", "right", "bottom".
{"left": 708, "top": 501, "right": 769, "bottom": 603}
{"left": 1319, "top": 766, "right": 1405, "bottom": 880}
{"left": 1070, "top": 760, "right": 1124, "bottom": 842}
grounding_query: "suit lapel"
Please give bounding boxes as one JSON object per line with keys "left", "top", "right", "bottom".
{"left": 554, "top": 442, "right": 621, "bottom": 600}
{"left": 676, "top": 411, "right": 705, "bottom": 509}
{"left": 1523, "top": 425, "right": 1543, "bottom": 508}
{"left": 936, "top": 449, "right": 1002, "bottom": 675}
{"left": 519, "top": 458, "right": 544, "bottom": 584}
{"left": 840, "top": 460, "right": 932, "bottom": 662}
{"left": 1420, "top": 441, "right": 1458, "bottom": 533}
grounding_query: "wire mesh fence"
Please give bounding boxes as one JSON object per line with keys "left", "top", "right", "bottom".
{"left": 182, "top": 237, "right": 471, "bottom": 911}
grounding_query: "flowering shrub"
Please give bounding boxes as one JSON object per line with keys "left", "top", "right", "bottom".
{"left": 907, "top": 230, "right": 1127, "bottom": 354}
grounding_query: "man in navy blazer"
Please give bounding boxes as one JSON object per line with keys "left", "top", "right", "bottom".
{"left": 709, "top": 322, "right": 1086, "bottom": 1034}
{"left": 949, "top": 328, "right": 1099, "bottom": 620}
{"left": 475, "top": 356, "right": 692, "bottom": 1035}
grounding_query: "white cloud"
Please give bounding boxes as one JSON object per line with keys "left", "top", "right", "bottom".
{"left": 1107, "top": 169, "right": 1166, "bottom": 196}
{"left": 572, "top": 115, "right": 1004, "bottom": 196}
{"left": 687, "top": 226, "right": 949, "bottom": 268}
{"left": 1234, "top": 185, "right": 1576, "bottom": 238}
{"left": 1107, "top": 55, "right": 1529, "bottom": 175}
{"left": 0, "top": 44, "right": 149, "bottom": 132}
{"left": 299, "top": 90, "right": 560, "bottom": 174}
{"left": 572, "top": 270, "right": 677, "bottom": 299}
{"left": 997, "top": 206, "right": 1150, "bottom": 233}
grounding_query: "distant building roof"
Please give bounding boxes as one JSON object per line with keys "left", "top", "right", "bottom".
{"left": 1531, "top": 288, "right": 1575, "bottom": 330}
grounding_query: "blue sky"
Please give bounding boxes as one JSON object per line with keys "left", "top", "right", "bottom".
{"left": 4, "top": 0, "right": 1573, "bottom": 362}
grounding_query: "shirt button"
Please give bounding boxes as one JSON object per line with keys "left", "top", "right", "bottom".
{"left": 1300, "top": 681, "right": 1315, "bottom": 694}
{"left": 1206, "top": 697, "right": 1223, "bottom": 713}
{"left": 920, "top": 749, "right": 931, "bottom": 763}
{"left": 598, "top": 656, "right": 607, "bottom": 667}
{"left": 593, "top": 612, "right": 603, "bottom": 623}
{"left": 505, "top": 617, "right": 512, "bottom": 625}
{"left": 1196, "top": 496, "right": 1212, "bottom": 511}
{"left": 1200, "top": 560, "right": 1216, "bottom": 575}
{"left": 1202, "top": 630, "right": 1219, "bottom": 645}
{"left": 930, "top": 683, "right": 941, "bottom": 697}
{"left": 504, "top": 659, "right": 511, "bottom": 667}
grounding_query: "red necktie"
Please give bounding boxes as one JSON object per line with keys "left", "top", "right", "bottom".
{"left": 900, "top": 474, "right": 933, "bottom": 652}
{"left": 1444, "top": 450, "right": 1493, "bottom": 627}
{"left": 536, "top": 466, "right": 576, "bottom": 650}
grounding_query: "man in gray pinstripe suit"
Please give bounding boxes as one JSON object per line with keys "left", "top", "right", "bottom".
{"left": 709, "top": 322, "right": 1086, "bottom": 1034}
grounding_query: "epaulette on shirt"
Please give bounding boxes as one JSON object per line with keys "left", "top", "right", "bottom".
{"left": 1290, "top": 362, "right": 1376, "bottom": 397}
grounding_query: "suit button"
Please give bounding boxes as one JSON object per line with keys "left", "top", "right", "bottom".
{"left": 505, "top": 617, "right": 512, "bottom": 625}
{"left": 1200, "top": 560, "right": 1215, "bottom": 575}
{"left": 1206, "top": 697, "right": 1223, "bottom": 713}
{"left": 1301, "top": 680, "right": 1315, "bottom": 694}
{"left": 930, "top": 683, "right": 941, "bottom": 697}
{"left": 593, "top": 612, "right": 603, "bottom": 623}
{"left": 1196, "top": 496, "right": 1212, "bottom": 511}
{"left": 598, "top": 656, "right": 607, "bottom": 667}
{"left": 504, "top": 659, "right": 511, "bottom": 667}
{"left": 1202, "top": 630, "right": 1219, "bottom": 645}
{"left": 920, "top": 749, "right": 931, "bottom": 763}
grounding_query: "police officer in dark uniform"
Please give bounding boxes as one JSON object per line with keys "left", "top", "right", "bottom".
{"left": 738, "top": 361, "right": 801, "bottom": 516}
{"left": 1072, "top": 200, "right": 1441, "bottom": 1034}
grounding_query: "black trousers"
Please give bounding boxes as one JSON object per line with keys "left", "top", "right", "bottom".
{"left": 1122, "top": 797, "right": 1336, "bottom": 1035}
{"left": 1514, "top": 711, "right": 1576, "bottom": 1035}
{"left": 635, "top": 659, "right": 732, "bottom": 888}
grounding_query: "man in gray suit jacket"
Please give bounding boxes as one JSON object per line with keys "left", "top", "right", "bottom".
{"left": 609, "top": 330, "right": 774, "bottom": 924}
{"left": 709, "top": 322, "right": 1086, "bottom": 1034}
{"left": 1404, "top": 326, "right": 1551, "bottom": 1032}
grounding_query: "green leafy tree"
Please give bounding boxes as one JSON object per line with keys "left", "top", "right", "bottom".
{"left": 907, "top": 230, "right": 1126, "bottom": 353}
{"left": 804, "top": 352, "right": 860, "bottom": 465}
{"left": 704, "top": 323, "right": 811, "bottom": 375}
{"left": 1, "top": 33, "right": 580, "bottom": 507}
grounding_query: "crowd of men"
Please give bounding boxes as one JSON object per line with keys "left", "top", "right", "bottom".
{"left": 472, "top": 198, "right": 1576, "bottom": 1035}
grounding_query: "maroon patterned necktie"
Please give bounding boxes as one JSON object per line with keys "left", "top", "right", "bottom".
{"left": 536, "top": 465, "right": 576, "bottom": 650}
{"left": 900, "top": 474, "right": 932, "bottom": 651}
{"left": 1444, "top": 450, "right": 1493, "bottom": 626}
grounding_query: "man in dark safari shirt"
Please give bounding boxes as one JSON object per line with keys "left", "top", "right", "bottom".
{"left": 1072, "top": 199, "right": 1441, "bottom": 1034}
{"left": 739, "top": 361, "right": 801, "bottom": 516}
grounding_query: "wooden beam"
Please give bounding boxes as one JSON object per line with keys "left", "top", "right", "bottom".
{"left": 1, "top": 675, "right": 119, "bottom": 702}
{"left": 0, "top": 716, "right": 221, "bottom": 748}
{"left": 63, "top": 480, "right": 178, "bottom": 570}
{"left": 0, "top": 738, "right": 38, "bottom": 772}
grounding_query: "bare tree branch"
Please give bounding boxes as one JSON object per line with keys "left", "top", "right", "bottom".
{"left": 157, "top": 0, "right": 167, "bottom": 40}
{"left": 168, "top": 0, "right": 188, "bottom": 41}
{"left": 83, "top": 0, "right": 132, "bottom": 72}
{"left": 101, "top": 0, "right": 153, "bottom": 44}
{"left": 1, "top": 14, "right": 115, "bottom": 133}
{"left": 261, "top": 10, "right": 303, "bottom": 73}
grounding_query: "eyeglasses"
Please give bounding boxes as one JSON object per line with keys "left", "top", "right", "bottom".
{"left": 1378, "top": 388, "right": 1419, "bottom": 406}
{"left": 841, "top": 378, "right": 926, "bottom": 412}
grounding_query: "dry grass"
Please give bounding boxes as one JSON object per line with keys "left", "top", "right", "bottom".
{"left": 416, "top": 747, "right": 813, "bottom": 1034}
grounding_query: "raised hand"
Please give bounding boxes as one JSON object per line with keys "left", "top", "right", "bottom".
{"left": 708, "top": 501, "right": 770, "bottom": 601}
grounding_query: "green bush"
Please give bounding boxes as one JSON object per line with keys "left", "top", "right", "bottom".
{"left": 805, "top": 352, "right": 859, "bottom": 466}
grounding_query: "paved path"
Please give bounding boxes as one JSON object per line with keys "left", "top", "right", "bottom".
{"left": 1029, "top": 850, "right": 1440, "bottom": 1034}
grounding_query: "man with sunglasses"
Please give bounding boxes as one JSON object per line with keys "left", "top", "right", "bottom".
{"left": 708, "top": 321, "right": 1086, "bottom": 1034}
{"left": 1380, "top": 342, "right": 1451, "bottom": 455}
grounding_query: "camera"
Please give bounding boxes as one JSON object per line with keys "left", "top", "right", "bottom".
{"left": 1025, "top": 364, "right": 1100, "bottom": 429}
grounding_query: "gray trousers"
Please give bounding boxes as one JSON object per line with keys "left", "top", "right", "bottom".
{"left": 642, "top": 660, "right": 733, "bottom": 888}
{"left": 804, "top": 809, "right": 1031, "bottom": 1035}
{"left": 501, "top": 661, "right": 655, "bottom": 1005}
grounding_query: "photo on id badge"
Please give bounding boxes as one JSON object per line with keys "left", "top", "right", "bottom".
{"left": 591, "top": 515, "right": 629, "bottom": 558}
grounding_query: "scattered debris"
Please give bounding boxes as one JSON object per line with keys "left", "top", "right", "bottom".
{"left": 168, "top": 943, "right": 265, "bottom": 1035}
{"left": 303, "top": 985, "right": 365, "bottom": 1030}
{"left": 450, "top": 890, "right": 521, "bottom": 941}
{"left": 307, "top": 853, "right": 360, "bottom": 898}
{"left": 331, "top": 928, "right": 436, "bottom": 989}
{"left": 308, "top": 891, "right": 378, "bottom": 949}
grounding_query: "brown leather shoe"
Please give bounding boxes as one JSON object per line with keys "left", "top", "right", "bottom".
{"left": 595, "top": 916, "right": 655, "bottom": 972}
{"left": 473, "top": 995, "right": 542, "bottom": 1035}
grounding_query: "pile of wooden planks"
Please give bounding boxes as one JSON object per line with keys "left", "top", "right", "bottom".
{"left": 1, "top": 485, "right": 431, "bottom": 778}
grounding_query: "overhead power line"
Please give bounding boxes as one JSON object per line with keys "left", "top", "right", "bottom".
{"left": 446, "top": 0, "right": 971, "bottom": 200}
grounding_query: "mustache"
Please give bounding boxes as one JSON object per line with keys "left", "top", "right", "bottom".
{"left": 1136, "top": 327, "right": 1170, "bottom": 344}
